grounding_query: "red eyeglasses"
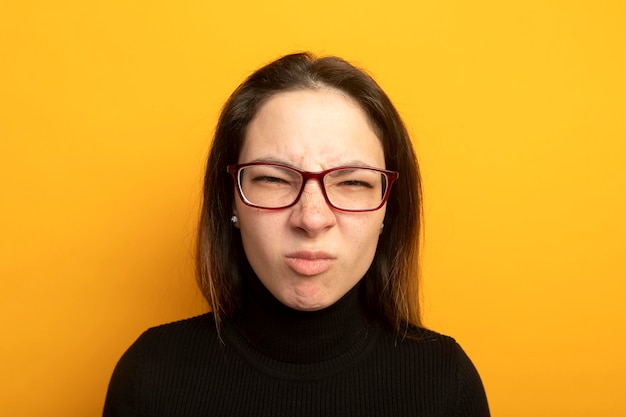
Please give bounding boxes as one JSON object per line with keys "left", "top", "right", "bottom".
{"left": 227, "top": 162, "right": 398, "bottom": 212}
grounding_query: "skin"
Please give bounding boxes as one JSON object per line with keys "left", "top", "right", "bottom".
{"left": 234, "top": 88, "right": 387, "bottom": 311}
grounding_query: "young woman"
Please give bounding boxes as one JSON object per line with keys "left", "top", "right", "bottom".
{"left": 103, "top": 52, "right": 490, "bottom": 416}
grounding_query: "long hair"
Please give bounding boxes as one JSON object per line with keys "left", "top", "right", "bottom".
{"left": 196, "top": 52, "right": 423, "bottom": 333}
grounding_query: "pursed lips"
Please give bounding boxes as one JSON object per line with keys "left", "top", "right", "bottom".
{"left": 284, "top": 250, "right": 336, "bottom": 276}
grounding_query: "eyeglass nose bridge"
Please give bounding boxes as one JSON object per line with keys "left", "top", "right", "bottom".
{"left": 291, "top": 171, "right": 334, "bottom": 208}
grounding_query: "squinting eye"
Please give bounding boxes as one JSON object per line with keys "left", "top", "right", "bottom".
{"left": 339, "top": 180, "right": 374, "bottom": 188}
{"left": 252, "top": 175, "right": 291, "bottom": 185}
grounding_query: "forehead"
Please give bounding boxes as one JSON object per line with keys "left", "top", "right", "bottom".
{"left": 239, "top": 88, "right": 385, "bottom": 169}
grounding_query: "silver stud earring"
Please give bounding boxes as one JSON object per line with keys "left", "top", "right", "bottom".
{"left": 231, "top": 215, "right": 239, "bottom": 224}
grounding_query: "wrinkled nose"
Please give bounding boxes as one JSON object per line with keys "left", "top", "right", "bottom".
{"left": 289, "top": 179, "right": 337, "bottom": 235}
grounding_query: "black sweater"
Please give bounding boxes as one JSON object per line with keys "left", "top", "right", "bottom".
{"left": 103, "top": 277, "right": 490, "bottom": 416}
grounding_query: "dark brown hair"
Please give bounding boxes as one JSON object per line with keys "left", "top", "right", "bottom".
{"left": 197, "top": 52, "right": 423, "bottom": 333}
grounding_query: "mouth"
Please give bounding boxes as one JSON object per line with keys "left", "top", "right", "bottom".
{"left": 285, "top": 251, "right": 336, "bottom": 276}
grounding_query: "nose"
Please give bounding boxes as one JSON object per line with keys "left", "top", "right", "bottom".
{"left": 289, "top": 179, "right": 337, "bottom": 236}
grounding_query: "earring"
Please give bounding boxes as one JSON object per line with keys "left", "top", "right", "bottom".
{"left": 231, "top": 215, "right": 239, "bottom": 224}
{"left": 380, "top": 222, "right": 384, "bottom": 230}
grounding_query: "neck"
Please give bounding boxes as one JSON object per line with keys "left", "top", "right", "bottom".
{"left": 231, "top": 272, "right": 372, "bottom": 363}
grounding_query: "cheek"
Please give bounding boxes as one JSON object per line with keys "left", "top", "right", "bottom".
{"left": 368, "top": 212, "right": 387, "bottom": 247}
{"left": 238, "top": 220, "right": 267, "bottom": 267}
{"left": 346, "top": 213, "right": 385, "bottom": 249}
{"left": 237, "top": 209, "right": 282, "bottom": 254}
{"left": 365, "top": 208, "right": 386, "bottom": 234}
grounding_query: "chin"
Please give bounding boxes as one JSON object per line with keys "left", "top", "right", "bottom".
{"left": 295, "top": 302, "right": 327, "bottom": 311}
{"left": 282, "top": 296, "right": 324, "bottom": 311}
{"left": 282, "top": 291, "right": 331, "bottom": 312}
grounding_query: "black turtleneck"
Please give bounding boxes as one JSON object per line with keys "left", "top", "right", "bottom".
{"left": 230, "top": 273, "right": 374, "bottom": 365}
{"left": 103, "top": 274, "right": 490, "bottom": 416}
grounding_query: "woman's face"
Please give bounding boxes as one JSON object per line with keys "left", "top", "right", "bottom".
{"left": 234, "top": 88, "right": 387, "bottom": 311}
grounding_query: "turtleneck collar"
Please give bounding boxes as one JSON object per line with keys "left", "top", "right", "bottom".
{"left": 229, "top": 271, "right": 374, "bottom": 364}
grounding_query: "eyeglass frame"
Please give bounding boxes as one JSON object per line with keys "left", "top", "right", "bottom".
{"left": 227, "top": 162, "right": 399, "bottom": 212}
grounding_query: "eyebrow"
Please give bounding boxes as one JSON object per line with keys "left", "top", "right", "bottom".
{"left": 247, "top": 156, "right": 293, "bottom": 165}
{"left": 245, "top": 157, "right": 381, "bottom": 170}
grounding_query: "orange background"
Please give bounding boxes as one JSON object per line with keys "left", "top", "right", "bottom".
{"left": 1, "top": 1, "right": 625, "bottom": 415}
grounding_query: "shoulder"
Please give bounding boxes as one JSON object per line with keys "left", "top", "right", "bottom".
{"left": 380, "top": 324, "right": 461, "bottom": 355}
{"left": 392, "top": 326, "right": 483, "bottom": 374}
{"left": 131, "top": 313, "right": 221, "bottom": 357}
{"left": 109, "top": 313, "right": 221, "bottom": 377}
{"left": 140, "top": 313, "right": 217, "bottom": 340}
{"left": 109, "top": 315, "right": 220, "bottom": 384}
{"left": 373, "top": 325, "right": 490, "bottom": 415}
{"left": 374, "top": 325, "right": 482, "bottom": 388}
{"left": 103, "top": 314, "right": 221, "bottom": 415}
